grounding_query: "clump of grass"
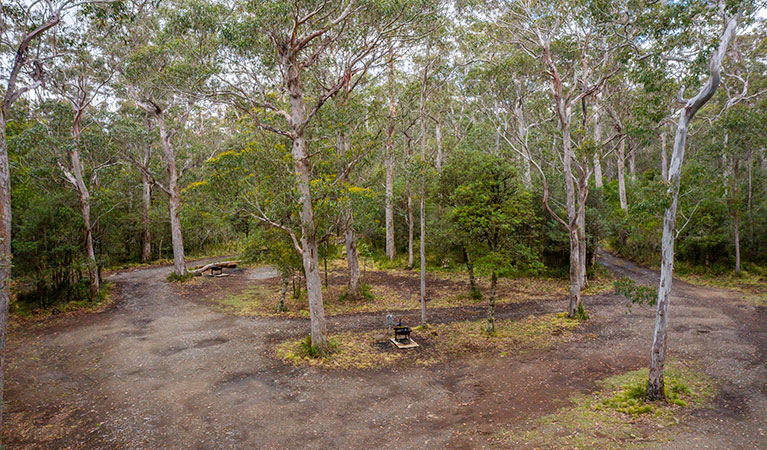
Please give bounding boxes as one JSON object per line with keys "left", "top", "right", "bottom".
{"left": 502, "top": 362, "right": 714, "bottom": 449}
{"left": 166, "top": 271, "right": 195, "bottom": 283}
{"left": 337, "top": 283, "right": 375, "bottom": 303}
{"left": 470, "top": 286, "right": 483, "bottom": 300}
{"left": 275, "top": 313, "right": 581, "bottom": 369}
{"left": 572, "top": 303, "right": 589, "bottom": 321}
{"left": 297, "top": 336, "right": 337, "bottom": 358}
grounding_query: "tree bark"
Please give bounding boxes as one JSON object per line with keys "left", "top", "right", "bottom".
{"left": 577, "top": 165, "right": 589, "bottom": 288}
{"left": 157, "top": 115, "right": 186, "bottom": 276}
{"left": 385, "top": 46, "right": 397, "bottom": 260}
{"left": 277, "top": 273, "right": 288, "bottom": 313}
{"left": 462, "top": 247, "right": 477, "bottom": 294}
{"left": 418, "top": 56, "right": 428, "bottom": 326}
{"left": 141, "top": 141, "right": 152, "bottom": 263}
{"left": 0, "top": 119, "right": 11, "bottom": 433}
{"left": 284, "top": 52, "right": 329, "bottom": 351}
{"left": 514, "top": 98, "right": 533, "bottom": 189}
{"left": 541, "top": 41, "right": 582, "bottom": 318}
{"left": 594, "top": 96, "right": 604, "bottom": 188}
{"left": 648, "top": 14, "right": 738, "bottom": 401}
{"left": 628, "top": 142, "right": 636, "bottom": 181}
{"left": 339, "top": 132, "right": 361, "bottom": 297}
{"left": 69, "top": 116, "right": 99, "bottom": 298}
{"left": 407, "top": 183, "right": 414, "bottom": 268}
{"left": 344, "top": 210, "right": 361, "bottom": 297}
{"left": 660, "top": 131, "right": 668, "bottom": 181}
{"left": 486, "top": 271, "right": 497, "bottom": 334}
{"left": 435, "top": 118, "right": 443, "bottom": 171}
{"left": 617, "top": 135, "right": 628, "bottom": 212}
{"left": 733, "top": 158, "right": 741, "bottom": 273}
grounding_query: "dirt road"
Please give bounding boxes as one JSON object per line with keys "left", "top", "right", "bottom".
{"left": 3, "top": 255, "right": 766, "bottom": 448}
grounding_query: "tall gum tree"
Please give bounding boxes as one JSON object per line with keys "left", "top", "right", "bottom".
{"left": 648, "top": 10, "right": 740, "bottom": 401}
{"left": 0, "top": 0, "right": 108, "bottom": 431}
{"left": 104, "top": 0, "right": 222, "bottom": 275}
{"left": 223, "top": 0, "right": 437, "bottom": 351}
{"left": 494, "top": 0, "right": 626, "bottom": 317}
{"left": 49, "top": 33, "right": 113, "bottom": 298}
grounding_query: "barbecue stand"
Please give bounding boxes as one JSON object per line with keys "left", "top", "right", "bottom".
{"left": 390, "top": 324, "right": 419, "bottom": 349}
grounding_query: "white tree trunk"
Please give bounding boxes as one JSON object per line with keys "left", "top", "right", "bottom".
{"left": 141, "top": 171, "right": 152, "bottom": 263}
{"left": 339, "top": 133, "right": 361, "bottom": 297}
{"left": 618, "top": 136, "right": 628, "bottom": 212}
{"left": 733, "top": 158, "right": 741, "bottom": 273}
{"left": 285, "top": 54, "right": 328, "bottom": 351}
{"left": 158, "top": 116, "right": 186, "bottom": 276}
{"left": 629, "top": 142, "right": 636, "bottom": 181}
{"left": 141, "top": 141, "right": 152, "bottom": 263}
{"left": 577, "top": 167, "right": 589, "bottom": 288}
{"left": 660, "top": 131, "right": 668, "bottom": 181}
{"left": 418, "top": 62, "right": 428, "bottom": 325}
{"left": 70, "top": 145, "right": 99, "bottom": 298}
{"left": 345, "top": 217, "right": 361, "bottom": 297}
{"left": 648, "top": 14, "right": 738, "bottom": 400}
{"left": 562, "top": 124, "right": 582, "bottom": 317}
{"left": 514, "top": 98, "right": 533, "bottom": 189}
{"left": 0, "top": 120, "right": 12, "bottom": 432}
{"left": 407, "top": 184, "right": 414, "bottom": 268}
{"left": 593, "top": 100, "right": 603, "bottom": 188}
{"left": 435, "top": 119, "right": 443, "bottom": 171}
{"left": 385, "top": 47, "right": 396, "bottom": 260}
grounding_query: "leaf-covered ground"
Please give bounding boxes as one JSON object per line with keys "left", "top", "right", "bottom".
{"left": 275, "top": 313, "right": 581, "bottom": 369}
{"left": 174, "top": 259, "right": 614, "bottom": 318}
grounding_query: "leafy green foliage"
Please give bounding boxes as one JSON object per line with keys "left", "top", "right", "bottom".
{"left": 614, "top": 277, "right": 657, "bottom": 311}
{"left": 437, "top": 150, "right": 543, "bottom": 279}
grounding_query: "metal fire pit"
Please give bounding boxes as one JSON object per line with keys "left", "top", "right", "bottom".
{"left": 393, "top": 325, "right": 411, "bottom": 344}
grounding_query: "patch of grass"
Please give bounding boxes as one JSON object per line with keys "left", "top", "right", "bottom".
{"left": 677, "top": 267, "right": 767, "bottom": 306}
{"left": 275, "top": 313, "right": 581, "bottom": 369}
{"left": 501, "top": 362, "right": 715, "bottom": 449}
{"left": 572, "top": 303, "right": 590, "bottom": 321}
{"left": 337, "top": 283, "right": 375, "bottom": 303}
{"left": 166, "top": 271, "right": 195, "bottom": 283}
{"left": 297, "top": 335, "right": 338, "bottom": 358}
{"left": 582, "top": 263, "right": 617, "bottom": 296}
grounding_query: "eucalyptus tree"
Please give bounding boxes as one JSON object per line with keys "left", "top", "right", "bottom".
{"left": 490, "top": 0, "right": 633, "bottom": 317}
{"left": 102, "top": 0, "right": 223, "bottom": 276}
{"left": 0, "top": 0, "right": 100, "bottom": 431}
{"left": 648, "top": 8, "right": 741, "bottom": 401}
{"left": 385, "top": 42, "right": 398, "bottom": 260}
{"left": 221, "top": 0, "right": 439, "bottom": 351}
{"left": 47, "top": 24, "right": 114, "bottom": 297}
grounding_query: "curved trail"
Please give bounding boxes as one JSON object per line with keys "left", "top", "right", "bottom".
{"left": 3, "top": 255, "right": 766, "bottom": 448}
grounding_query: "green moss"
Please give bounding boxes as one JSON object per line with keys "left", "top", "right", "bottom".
{"left": 500, "top": 362, "right": 716, "bottom": 449}
{"left": 166, "top": 271, "right": 195, "bottom": 283}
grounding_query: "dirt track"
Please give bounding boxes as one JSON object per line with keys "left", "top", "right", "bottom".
{"left": 3, "top": 254, "right": 766, "bottom": 448}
